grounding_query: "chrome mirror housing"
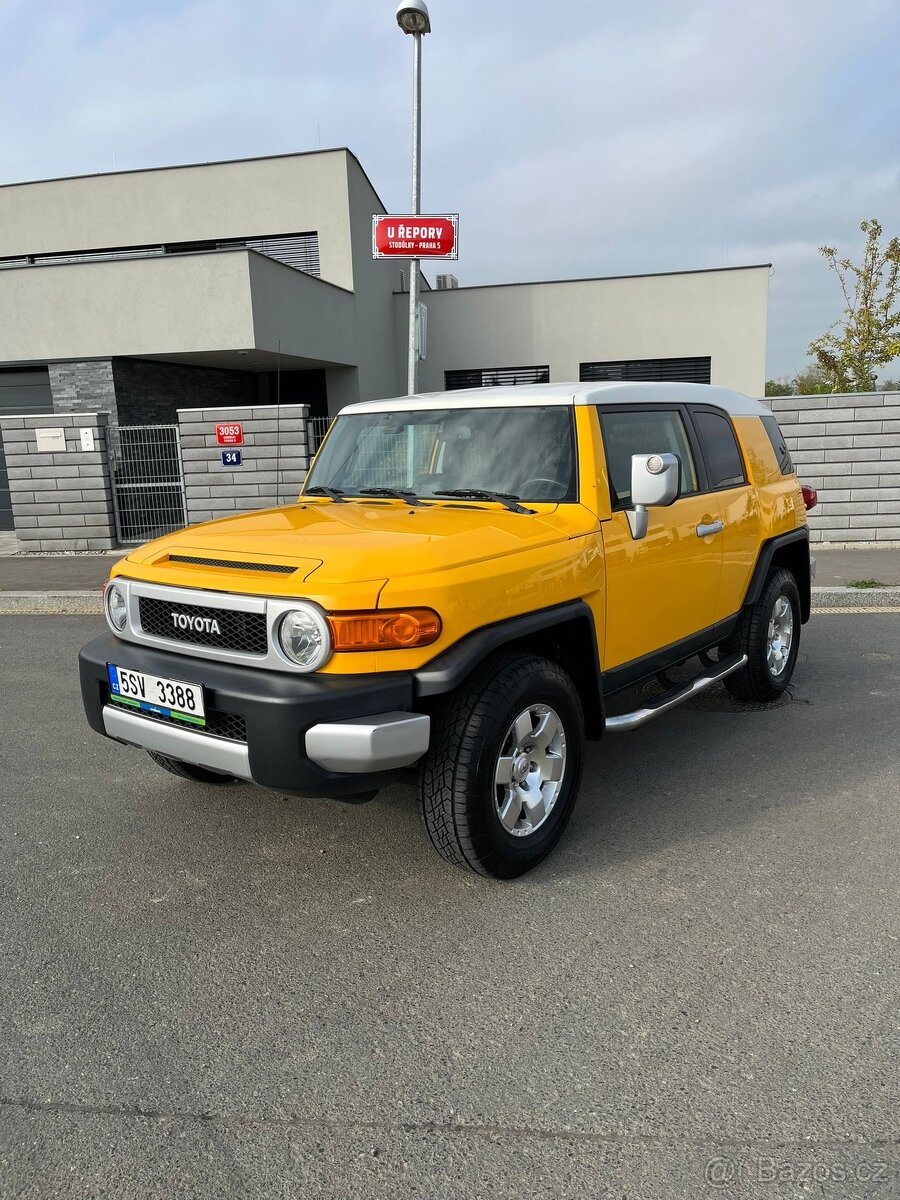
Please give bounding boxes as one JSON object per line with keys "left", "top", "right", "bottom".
{"left": 627, "top": 453, "right": 680, "bottom": 540}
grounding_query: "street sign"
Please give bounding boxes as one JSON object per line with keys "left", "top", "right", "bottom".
{"left": 372, "top": 214, "right": 458, "bottom": 259}
{"left": 221, "top": 450, "right": 243, "bottom": 467}
{"left": 215, "top": 422, "right": 244, "bottom": 446}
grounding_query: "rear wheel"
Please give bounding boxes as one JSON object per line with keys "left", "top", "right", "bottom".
{"left": 721, "top": 568, "right": 801, "bottom": 702}
{"left": 147, "top": 750, "right": 236, "bottom": 785}
{"left": 418, "top": 653, "right": 584, "bottom": 878}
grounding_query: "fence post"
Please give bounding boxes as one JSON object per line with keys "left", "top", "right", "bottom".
{"left": 177, "top": 404, "right": 311, "bottom": 526}
{"left": 0, "top": 412, "right": 117, "bottom": 552}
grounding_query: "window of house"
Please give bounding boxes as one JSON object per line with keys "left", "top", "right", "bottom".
{"left": 692, "top": 409, "right": 746, "bottom": 489}
{"left": 445, "top": 366, "right": 550, "bottom": 390}
{"left": 580, "top": 357, "right": 711, "bottom": 384}
{"left": 598, "top": 409, "right": 698, "bottom": 507}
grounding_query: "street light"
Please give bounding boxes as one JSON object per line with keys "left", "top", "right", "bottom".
{"left": 396, "top": 0, "right": 431, "bottom": 395}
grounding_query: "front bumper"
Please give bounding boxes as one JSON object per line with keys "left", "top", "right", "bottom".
{"left": 79, "top": 634, "right": 429, "bottom": 798}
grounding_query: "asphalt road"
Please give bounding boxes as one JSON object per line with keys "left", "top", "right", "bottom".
{"left": 0, "top": 614, "right": 898, "bottom": 1200}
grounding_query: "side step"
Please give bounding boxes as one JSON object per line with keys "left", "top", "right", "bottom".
{"left": 604, "top": 653, "right": 748, "bottom": 733}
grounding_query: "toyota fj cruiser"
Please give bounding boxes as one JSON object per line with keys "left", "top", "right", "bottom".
{"left": 79, "top": 383, "right": 812, "bottom": 878}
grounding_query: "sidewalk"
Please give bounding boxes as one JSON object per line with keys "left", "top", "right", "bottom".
{"left": 0, "top": 552, "right": 120, "bottom": 592}
{"left": 812, "top": 547, "right": 900, "bottom": 587}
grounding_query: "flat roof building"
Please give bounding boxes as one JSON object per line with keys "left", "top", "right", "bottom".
{"left": 0, "top": 148, "right": 770, "bottom": 529}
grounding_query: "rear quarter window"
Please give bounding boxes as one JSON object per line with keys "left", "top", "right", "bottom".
{"left": 692, "top": 409, "right": 746, "bottom": 489}
{"left": 761, "top": 415, "right": 794, "bottom": 475}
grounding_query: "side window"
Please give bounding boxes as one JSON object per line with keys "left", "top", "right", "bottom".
{"left": 599, "top": 409, "right": 699, "bottom": 507}
{"left": 761, "top": 414, "right": 794, "bottom": 475}
{"left": 692, "top": 410, "right": 746, "bottom": 489}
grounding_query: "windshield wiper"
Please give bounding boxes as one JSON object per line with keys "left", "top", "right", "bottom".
{"left": 359, "top": 487, "right": 423, "bottom": 506}
{"left": 434, "top": 489, "right": 535, "bottom": 515}
{"left": 304, "top": 485, "right": 347, "bottom": 504}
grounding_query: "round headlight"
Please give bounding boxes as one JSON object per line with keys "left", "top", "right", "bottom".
{"left": 105, "top": 582, "right": 128, "bottom": 632}
{"left": 278, "top": 606, "right": 331, "bottom": 670}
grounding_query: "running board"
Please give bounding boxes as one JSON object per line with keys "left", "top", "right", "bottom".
{"left": 604, "top": 653, "right": 748, "bottom": 733}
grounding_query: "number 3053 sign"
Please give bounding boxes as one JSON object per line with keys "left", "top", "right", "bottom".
{"left": 215, "top": 422, "right": 244, "bottom": 445}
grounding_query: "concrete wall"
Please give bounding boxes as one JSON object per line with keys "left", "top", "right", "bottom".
{"left": 246, "top": 251, "right": 357, "bottom": 366}
{"left": 0, "top": 249, "right": 366, "bottom": 382}
{"left": 405, "top": 266, "right": 770, "bottom": 399}
{"left": 766, "top": 391, "right": 900, "bottom": 543}
{"left": 178, "top": 404, "right": 310, "bottom": 526}
{"left": 0, "top": 251, "right": 257, "bottom": 363}
{"left": 0, "top": 150, "right": 357, "bottom": 290}
{"left": 0, "top": 412, "right": 116, "bottom": 550}
{"left": 342, "top": 157, "right": 407, "bottom": 409}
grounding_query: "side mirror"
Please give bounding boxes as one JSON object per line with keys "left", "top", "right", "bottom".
{"left": 627, "top": 453, "right": 679, "bottom": 540}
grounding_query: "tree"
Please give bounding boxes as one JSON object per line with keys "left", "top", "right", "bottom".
{"left": 808, "top": 218, "right": 900, "bottom": 392}
{"left": 765, "top": 378, "right": 794, "bottom": 397}
{"left": 791, "top": 363, "right": 832, "bottom": 395}
{"left": 765, "top": 364, "right": 831, "bottom": 396}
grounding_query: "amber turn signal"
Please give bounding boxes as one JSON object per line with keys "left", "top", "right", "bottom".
{"left": 328, "top": 609, "right": 441, "bottom": 651}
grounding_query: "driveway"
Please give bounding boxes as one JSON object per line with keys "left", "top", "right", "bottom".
{"left": 0, "top": 613, "right": 897, "bottom": 1199}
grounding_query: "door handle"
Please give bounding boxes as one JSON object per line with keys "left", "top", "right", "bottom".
{"left": 696, "top": 520, "right": 724, "bottom": 538}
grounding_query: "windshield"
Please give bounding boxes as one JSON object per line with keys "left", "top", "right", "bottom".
{"left": 305, "top": 406, "right": 577, "bottom": 503}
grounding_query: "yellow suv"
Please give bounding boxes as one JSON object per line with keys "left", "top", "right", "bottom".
{"left": 79, "top": 383, "right": 812, "bottom": 878}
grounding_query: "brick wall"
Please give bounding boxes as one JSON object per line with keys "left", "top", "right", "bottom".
{"left": 178, "top": 404, "right": 310, "bottom": 525}
{"left": 0, "top": 412, "right": 116, "bottom": 551}
{"left": 766, "top": 391, "right": 900, "bottom": 543}
{"left": 48, "top": 361, "right": 117, "bottom": 424}
{"left": 113, "top": 359, "right": 258, "bottom": 426}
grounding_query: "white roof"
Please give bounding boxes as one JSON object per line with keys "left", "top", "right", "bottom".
{"left": 343, "top": 382, "right": 769, "bottom": 418}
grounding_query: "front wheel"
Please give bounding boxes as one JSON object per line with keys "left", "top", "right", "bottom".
{"left": 721, "top": 568, "right": 801, "bottom": 702}
{"left": 417, "top": 653, "right": 585, "bottom": 878}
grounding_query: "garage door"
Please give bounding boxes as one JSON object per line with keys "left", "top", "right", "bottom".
{"left": 0, "top": 369, "right": 53, "bottom": 530}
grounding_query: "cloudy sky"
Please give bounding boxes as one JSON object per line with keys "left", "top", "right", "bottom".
{"left": 2, "top": 0, "right": 897, "bottom": 378}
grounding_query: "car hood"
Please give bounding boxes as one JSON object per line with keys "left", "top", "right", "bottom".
{"left": 120, "top": 499, "right": 597, "bottom": 592}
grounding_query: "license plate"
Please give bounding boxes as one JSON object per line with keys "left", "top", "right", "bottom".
{"left": 107, "top": 664, "right": 206, "bottom": 727}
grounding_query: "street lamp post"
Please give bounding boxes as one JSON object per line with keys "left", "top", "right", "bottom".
{"left": 396, "top": 0, "right": 431, "bottom": 396}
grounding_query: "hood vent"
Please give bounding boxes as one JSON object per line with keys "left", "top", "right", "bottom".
{"left": 168, "top": 554, "right": 297, "bottom": 575}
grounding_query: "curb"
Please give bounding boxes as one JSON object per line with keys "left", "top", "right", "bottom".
{"left": 811, "top": 586, "right": 900, "bottom": 610}
{"left": 0, "top": 591, "right": 102, "bottom": 614}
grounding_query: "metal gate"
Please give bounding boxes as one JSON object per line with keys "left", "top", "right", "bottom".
{"left": 306, "top": 415, "right": 331, "bottom": 456}
{"left": 111, "top": 424, "right": 186, "bottom": 543}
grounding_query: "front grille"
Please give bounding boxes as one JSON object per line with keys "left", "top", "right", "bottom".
{"left": 103, "top": 685, "right": 248, "bottom": 742}
{"left": 168, "top": 555, "right": 297, "bottom": 574}
{"left": 138, "top": 596, "right": 268, "bottom": 654}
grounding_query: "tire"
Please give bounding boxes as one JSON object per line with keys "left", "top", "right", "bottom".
{"left": 147, "top": 750, "right": 237, "bottom": 785}
{"left": 418, "top": 652, "right": 585, "bottom": 879}
{"left": 721, "top": 568, "right": 801, "bottom": 702}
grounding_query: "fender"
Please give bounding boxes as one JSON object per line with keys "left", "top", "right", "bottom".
{"left": 414, "top": 599, "right": 605, "bottom": 737}
{"left": 743, "top": 528, "right": 812, "bottom": 622}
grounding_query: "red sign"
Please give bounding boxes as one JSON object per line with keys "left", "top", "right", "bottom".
{"left": 372, "top": 214, "right": 458, "bottom": 259}
{"left": 215, "top": 422, "right": 244, "bottom": 446}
